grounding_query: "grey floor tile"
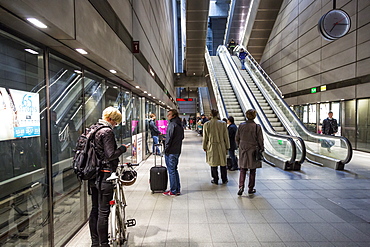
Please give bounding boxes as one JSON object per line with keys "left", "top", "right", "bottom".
{"left": 66, "top": 131, "right": 370, "bottom": 247}
{"left": 209, "top": 223, "right": 235, "bottom": 243}
{"left": 331, "top": 222, "right": 370, "bottom": 242}
{"left": 290, "top": 223, "right": 328, "bottom": 242}
{"left": 309, "top": 223, "right": 352, "bottom": 242}
{"left": 229, "top": 223, "right": 259, "bottom": 242}
{"left": 259, "top": 209, "right": 287, "bottom": 223}
{"left": 270, "top": 223, "right": 305, "bottom": 242}
{"left": 188, "top": 223, "right": 212, "bottom": 243}
{"left": 249, "top": 223, "right": 282, "bottom": 242}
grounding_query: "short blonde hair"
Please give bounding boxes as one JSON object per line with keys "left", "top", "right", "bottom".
{"left": 246, "top": 109, "right": 257, "bottom": 120}
{"left": 102, "top": 107, "right": 122, "bottom": 124}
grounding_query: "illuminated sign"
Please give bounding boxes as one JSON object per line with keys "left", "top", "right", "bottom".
{"left": 176, "top": 98, "right": 193, "bottom": 101}
{"left": 311, "top": 87, "right": 317, "bottom": 93}
{"left": 320, "top": 85, "right": 326, "bottom": 91}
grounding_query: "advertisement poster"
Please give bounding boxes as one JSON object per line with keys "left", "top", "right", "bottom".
{"left": 156, "top": 120, "right": 168, "bottom": 135}
{"left": 131, "top": 134, "right": 137, "bottom": 163}
{"left": 136, "top": 133, "right": 143, "bottom": 164}
{"left": 0, "top": 87, "right": 40, "bottom": 141}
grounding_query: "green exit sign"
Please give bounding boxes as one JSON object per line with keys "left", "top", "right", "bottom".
{"left": 311, "top": 87, "right": 317, "bottom": 93}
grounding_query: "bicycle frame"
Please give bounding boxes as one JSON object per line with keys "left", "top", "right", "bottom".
{"left": 107, "top": 163, "right": 137, "bottom": 246}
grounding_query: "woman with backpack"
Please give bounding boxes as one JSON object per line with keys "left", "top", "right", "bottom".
{"left": 89, "top": 107, "right": 129, "bottom": 247}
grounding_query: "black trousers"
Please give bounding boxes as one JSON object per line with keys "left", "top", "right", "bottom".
{"left": 89, "top": 174, "right": 114, "bottom": 247}
{"left": 211, "top": 166, "right": 228, "bottom": 183}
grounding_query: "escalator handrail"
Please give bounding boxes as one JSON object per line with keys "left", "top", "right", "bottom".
{"left": 217, "top": 45, "right": 297, "bottom": 165}
{"left": 228, "top": 54, "right": 307, "bottom": 164}
{"left": 238, "top": 45, "right": 352, "bottom": 165}
{"left": 205, "top": 47, "right": 228, "bottom": 119}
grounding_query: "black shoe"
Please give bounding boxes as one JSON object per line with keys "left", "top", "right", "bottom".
{"left": 222, "top": 180, "right": 228, "bottom": 184}
{"left": 237, "top": 187, "right": 244, "bottom": 196}
{"left": 248, "top": 189, "right": 256, "bottom": 194}
{"left": 211, "top": 180, "right": 218, "bottom": 185}
{"left": 229, "top": 167, "right": 236, "bottom": 171}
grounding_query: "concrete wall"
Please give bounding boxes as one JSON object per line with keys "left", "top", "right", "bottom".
{"left": 260, "top": 0, "right": 370, "bottom": 105}
{"left": 0, "top": 0, "right": 175, "bottom": 106}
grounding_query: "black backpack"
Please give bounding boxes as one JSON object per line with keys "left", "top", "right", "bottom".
{"left": 72, "top": 124, "right": 109, "bottom": 181}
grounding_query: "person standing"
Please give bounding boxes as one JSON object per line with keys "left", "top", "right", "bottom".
{"left": 163, "top": 109, "right": 184, "bottom": 196}
{"left": 89, "top": 107, "right": 129, "bottom": 247}
{"left": 236, "top": 109, "right": 264, "bottom": 195}
{"left": 321, "top": 111, "right": 338, "bottom": 152}
{"left": 149, "top": 113, "right": 162, "bottom": 155}
{"left": 228, "top": 39, "right": 237, "bottom": 55}
{"left": 238, "top": 48, "right": 247, "bottom": 70}
{"left": 322, "top": 111, "right": 338, "bottom": 136}
{"left": 227, "top": 116, "right": 238, "bottom": 171}
{"left": 203, "top": 109, "right": 230, "bottom": 185}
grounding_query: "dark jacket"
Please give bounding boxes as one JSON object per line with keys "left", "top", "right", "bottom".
{"left": 149, "top": 119, "right": 161, "bottom": 137}
{"left": 322, "top": 118, "right": 338, "bottom": 135}
{"left": 228, "top": 123, "right": 238, "bottom": 151}
{"left": 94, "top": 122, "right": 126, "bottom": 172}
{"left": 165, "top": 116, "right": 184, "bottom": 154}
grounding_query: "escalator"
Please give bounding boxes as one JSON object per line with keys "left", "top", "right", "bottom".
{"left": 227, "top": 45, "right": 352, "bottom": 170}
{"left": 205, "top": 47, "right": 302, "bottom": 170}
{"left": 211, "top": 56, "right": 244, "bottom": 125}
{"left": 198, "top": 87, "right": 211, "bottom": 116}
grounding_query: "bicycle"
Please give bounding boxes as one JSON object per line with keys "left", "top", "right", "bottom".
{"left": 107, "top": 163, "right": 138, "bottom": 246}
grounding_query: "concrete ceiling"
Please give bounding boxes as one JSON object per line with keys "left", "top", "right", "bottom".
{"left": 185, "top": 0, "right": 282, "bottom": 79}
{"left": 245, "top": 0, "right": 283, "bottom": 62}
{"left": 185, "top": 0, "right": 210, "bottom": 77}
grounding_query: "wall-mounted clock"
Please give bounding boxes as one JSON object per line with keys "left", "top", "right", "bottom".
{"left": 318, "top": 9, "right": 351, "bottom": 41}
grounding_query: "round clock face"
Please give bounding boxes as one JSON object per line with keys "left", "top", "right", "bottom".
{"left": 318, "top": 9, "right": 351, "bottom": 40}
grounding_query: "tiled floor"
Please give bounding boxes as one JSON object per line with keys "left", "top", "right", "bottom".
{"left": 66, "top": 130, "right": 370, "bottom": 246}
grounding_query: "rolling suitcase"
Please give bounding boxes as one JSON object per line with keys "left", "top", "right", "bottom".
{"left": 150, "top": 144, "right": 168, "bottom": 193}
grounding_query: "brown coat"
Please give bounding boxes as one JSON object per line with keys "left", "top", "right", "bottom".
{"left": 235, "top": 120, "right": 264, "bottom": 169}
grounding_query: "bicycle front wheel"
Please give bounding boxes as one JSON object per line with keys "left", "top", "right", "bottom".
{"left": 110, "top": 189, "right": 127, "bottom": 246}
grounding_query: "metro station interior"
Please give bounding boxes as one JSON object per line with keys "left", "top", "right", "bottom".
{"left": 0, "top": 0, "right": 370, "bottom": 246}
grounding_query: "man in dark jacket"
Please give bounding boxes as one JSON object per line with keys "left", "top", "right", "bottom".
{"left": 321, "top": 111, "right": 338, "bottom": 152}
{"left": 148, "top": 113, "right": 162, "bottom": 155}
{"left": 322, "top": 111, "right": 338, "bottom": 135}
{"left": 163, "top": 109, "right": 184, "bottom": 196}
{"left": 89, "top": 107, "right": 128, "bottom": 247}
{"left": 227, "top": 116, "right": 238, "bottom": 171}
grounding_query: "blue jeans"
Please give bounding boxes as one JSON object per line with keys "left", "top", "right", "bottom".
{"left": 240, "top": 59, "right": 245, "bottom": 70}
{"left": 165, "top": 153, "right": 181, "bottom": 194}
{"left": 152, "top": 136, "right": 161, "bottom": 154}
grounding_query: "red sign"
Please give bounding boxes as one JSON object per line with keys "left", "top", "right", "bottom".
{"left": 176, "top": 98, "right": 193, "bottom": 101}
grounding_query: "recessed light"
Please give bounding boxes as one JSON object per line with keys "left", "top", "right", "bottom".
{"left": 27, "top": 18, "right": 47, "bottom": 28}
{"left": 153, "top": 97, "right": 155, "bottom": 99}
{"left": 135, "top": 86, "right": 140, "bottom": 89}
{"left": 24, "top": 49, "right": 39, "bottom": 54}
{"left": 144, "top": 91, "right": 147, "bottom": 94}
{"left": 148, "top": 94, "right": 151, "bottom": 96}
{"left": 74, "top": 70, "right": 82, "bottom": 74}
{"left": 113, "top": 86, "right": 118, "bottom": 89}
{"left": 109, "top": 70, "right": 117, "bottom": 74}
{"left": 76, "top": 48, "right": 88, "bottom": 55}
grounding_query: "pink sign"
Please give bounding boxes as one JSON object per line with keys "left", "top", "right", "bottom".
{"left": 156, "top": 120, "right": 168, "bottom": 135}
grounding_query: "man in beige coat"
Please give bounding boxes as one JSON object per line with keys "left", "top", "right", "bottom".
{"left": 203, "top": 109, "right": 230, "bottom": 184}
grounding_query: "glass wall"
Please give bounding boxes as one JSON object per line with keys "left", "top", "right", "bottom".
{"left": 49, "top": 54, "right": 85, "bottom": 246}
{"left": 0, "top": 28, "right": 164, "bottom": 246}
{"left": 342, "top": 99, "right": 356, "bottom": 149}
{"left": 0, "top": 30, "right": 49, "bottom": 246}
